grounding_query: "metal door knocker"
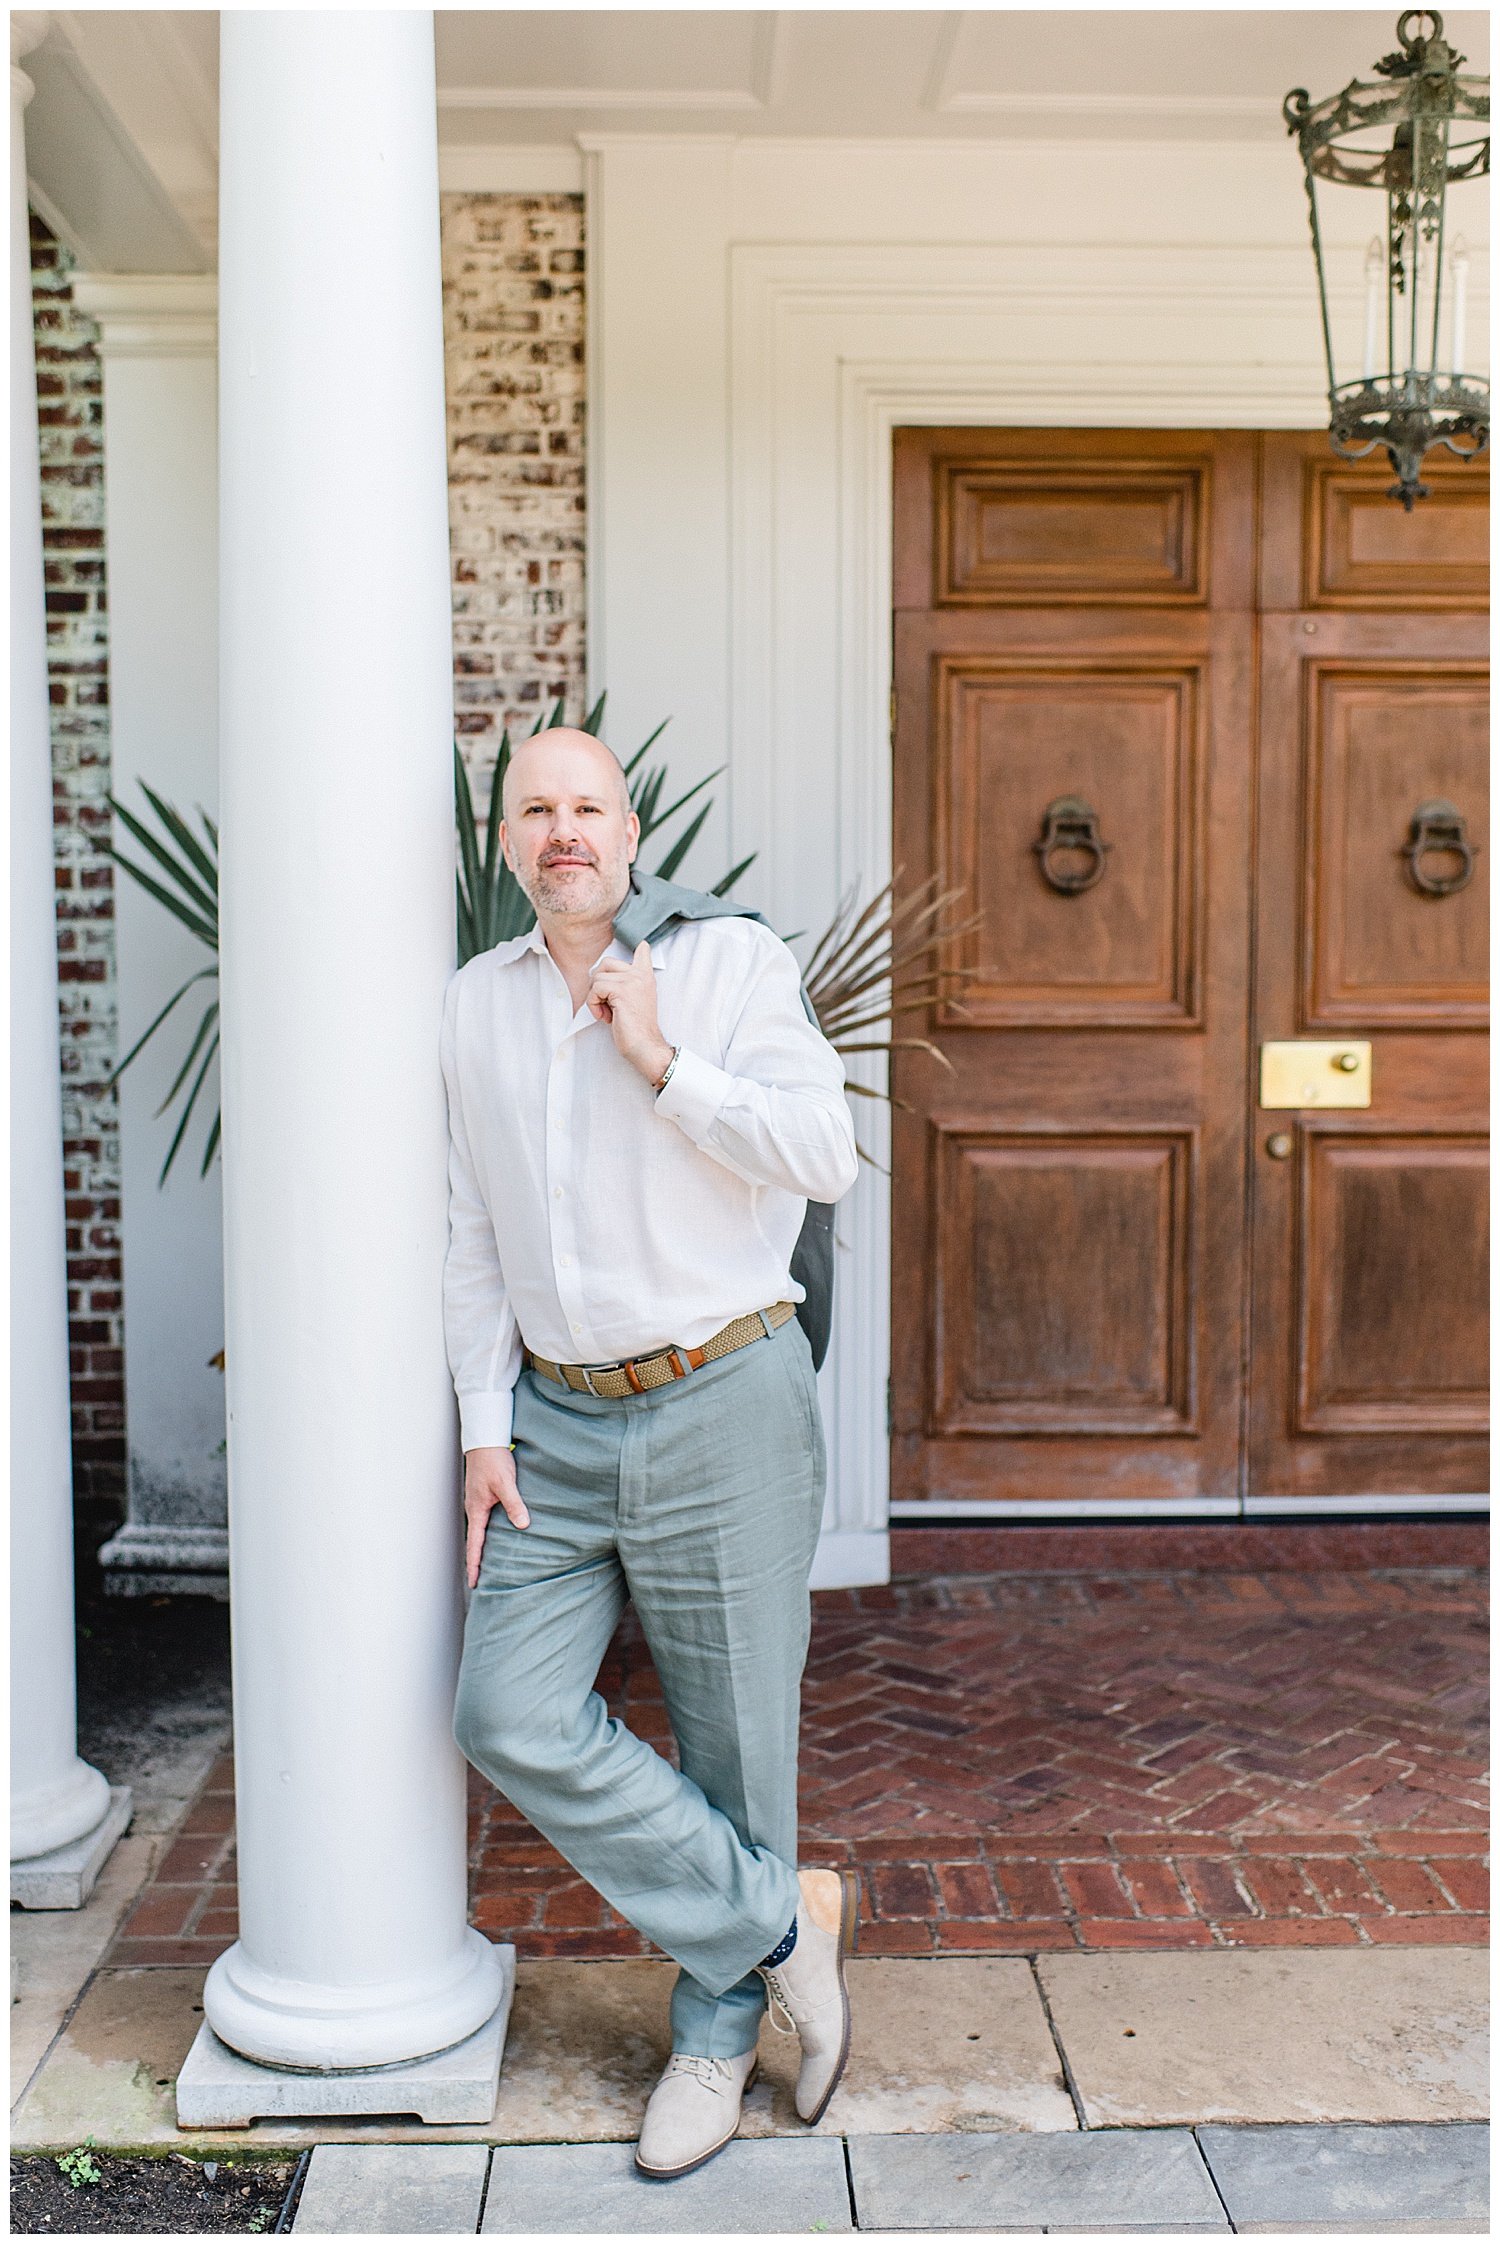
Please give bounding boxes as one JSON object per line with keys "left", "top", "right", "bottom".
{"left": 1401, "top": 799, "right": 1476, "bottom": 896}
{"left": 1034, "top": 796, "right": 1111, "bottom": 894}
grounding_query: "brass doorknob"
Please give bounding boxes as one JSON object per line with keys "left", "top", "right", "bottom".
{"left": 1266, "top": 1132, "right": 1294, "bottom": 1159}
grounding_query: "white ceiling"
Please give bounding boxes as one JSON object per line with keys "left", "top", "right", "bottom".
{"left": 22, "top": 9, "right": 1493, "bottom": 272}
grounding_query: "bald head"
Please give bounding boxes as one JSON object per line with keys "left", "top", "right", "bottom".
{"left": 499, "top": 725, "right": 640, "bottom": 928}
{"left": 501, "top": 728, "right": 631, "bottom": 821}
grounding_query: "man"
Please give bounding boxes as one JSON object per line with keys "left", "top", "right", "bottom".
{"left": 440, "top": 726, "right": 862, "bottom": 2177}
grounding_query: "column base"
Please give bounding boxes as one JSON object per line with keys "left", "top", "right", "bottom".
{"left": 11, "top": 1785, "right": 133, "bottom": 1910}
{"left": 203, "top": 1924, "right": 507, "bottom": 2072}
{"left": 178, "top": 1945, "right": 515, "bottom": 2127}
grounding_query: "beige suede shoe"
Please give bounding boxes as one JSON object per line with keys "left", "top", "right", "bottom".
{"left": 756, "top": 1865, "right": 859, "bottom": 2123}
{"left": 634, "top": 2049, "right": 758, "bottom": 2179}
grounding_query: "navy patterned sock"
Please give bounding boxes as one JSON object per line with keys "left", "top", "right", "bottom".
{"left": 759, "top": 1917, "right": 798, "bottom": 1969}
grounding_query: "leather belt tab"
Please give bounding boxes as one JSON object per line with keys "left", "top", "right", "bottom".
{"left": 525, "top": 1301, "right": 797, "bottom": 1398}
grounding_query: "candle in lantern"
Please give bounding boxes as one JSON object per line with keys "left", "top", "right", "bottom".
{"left": 1449, "top": 236, "right": 1469, "bottom": 380}
{"left": 1362, "top": 237, "right": 1383, "bottom": 381}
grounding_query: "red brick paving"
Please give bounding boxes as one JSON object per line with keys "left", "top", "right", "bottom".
{"left": 105, "top": 1567, "right": 1487, "bottom": 1969}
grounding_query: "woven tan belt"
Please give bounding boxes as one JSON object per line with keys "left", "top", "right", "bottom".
{"left": 524, "top": 1300, "right": 798, "bottom": 1398}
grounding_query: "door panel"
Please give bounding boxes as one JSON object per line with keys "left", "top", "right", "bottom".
{"left": 932, "top": 1124, "right": 1196, "bottom": 1436}
{"left": 935, "top": 458, "right": 1208, "bottom": 606}
{"left": 894, "top": 427, "right": 1487, "bottom": 1516}
{"left": 1293, "top": 1129, "right": 1489, "bottom": 1435}
{"left": 892, "top": 430, "right": 1254, "bottom": 1511}
{"left": 1301, "top": 664, "right": 1488, "bottom": 1027}
{"left": 936, "top": 660, "right": 1204, "bottom": 1024}
{"left": 1248, "top": 434, "right": 1488, "bottom": 1502}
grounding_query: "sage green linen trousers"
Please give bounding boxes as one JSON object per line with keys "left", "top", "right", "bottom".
{"left": 453, "top": 1307, "right": 827, "bottom": 2058}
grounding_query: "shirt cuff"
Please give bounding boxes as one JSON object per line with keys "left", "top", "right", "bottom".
{"left": 459, "top": 1388, "right": 515, "bottom": 1453}
{"left": 653, "top": 1044, "right": 735, "bottom": 1143}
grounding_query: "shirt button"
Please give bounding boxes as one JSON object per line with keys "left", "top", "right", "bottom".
{"left": 571, "top": 1322, "right": 583, "bottom": 1336}
{"left": 553, "top": 1185, "right": 564, "bottom": 1198}
{"left": 558, "top": 1254, "right": 572, "bottom": 1268}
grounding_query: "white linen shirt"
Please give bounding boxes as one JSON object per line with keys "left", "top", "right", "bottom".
{"left": 439, "top": 910, "right": 860, "bottom": 1452}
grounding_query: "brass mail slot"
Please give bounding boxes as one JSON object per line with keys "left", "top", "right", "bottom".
{"left": 1259, "top": 1040, "right": 1372, "bottom": 1109}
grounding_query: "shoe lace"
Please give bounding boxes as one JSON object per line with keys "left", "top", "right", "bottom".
{"left": 663, "top": 2053, "right": 735, "bottom": 2092}
{"left": 758, "top": 1964, "right": 798, "bottom": 2036}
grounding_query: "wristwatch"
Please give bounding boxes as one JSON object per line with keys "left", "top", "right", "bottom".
{"left": 652, "top": 1044, "right": 681, "bottom": 1094}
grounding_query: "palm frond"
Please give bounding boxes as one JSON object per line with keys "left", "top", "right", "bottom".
{"left": 96, "top": 782, "right": 225, "bottom": 1186}
{"left": 139, "top": 781, "right": 218, "bottom": 896}
{"left": 652, "top": 801, "right": 712, "bottom": 882}
{"left": 105, "top": 964, "right": 218, "bottom": 1089}
{"left": 712, "top": 854, "right": 757, "bottom": 896}
{"left": 156, "top": 1031, "right": 219, "bottom": 1188}
{"left": 106, "top": 792, "right": 219, "bottom": 930}
{"left": 792, "top": 861, "right": 983, "bottom": 1161}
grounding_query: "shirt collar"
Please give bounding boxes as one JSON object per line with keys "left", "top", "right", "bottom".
{"left": 491, "top": 920, "right": 665, "bottom": 971}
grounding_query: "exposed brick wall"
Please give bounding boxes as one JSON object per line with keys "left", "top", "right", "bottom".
{"left": 441, "top": 192, "right": 586, "bottom": 815}
{"left": 30, "top": 215, "right": 126, "bottom": 1541}
{"left": 32, "top": 197, "right": 588, "bottom": 1536}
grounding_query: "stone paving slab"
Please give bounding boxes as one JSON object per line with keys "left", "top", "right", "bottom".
{"left": 12, "top": 1947, "right": 1488, "bottom": 2157}
{"left": 848, "top": 2127, "right": 1228, "bottom": 2232}
{"left": 9, "top": 1831, "right": 163, "bottom": 2106}
{"left": 1037, "top": 1947, "right": 1488, "bottom": 2125}
{"left": 481, "top": 2137, "right": 853, "bottom": 2233}
{"left": 9, "top": 1954, "right": 1071, "bottom": 2151}
{"left": 1197, "top": 2121, "right": 1490, "bottom": 2233}
{"left": 293, "top": 2143, "right": 490, "bottom": 2233}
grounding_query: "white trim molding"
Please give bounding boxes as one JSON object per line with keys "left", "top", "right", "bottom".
{"left": 438, "top": 145, "right": 584, "bottom": 195}
{"left": 70, "top": 272, "right": 216, "bottom": 357}
{"left": 440, "top": 86, "right": 760, "bottom": 114}
{"left": 1244, "top": 1494, "right": 1490, "bottom": 1516}
{"left": 722, "top": 236, "right": 1329, "bottom": 1574}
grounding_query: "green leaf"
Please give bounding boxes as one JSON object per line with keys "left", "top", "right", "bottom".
{"left": 157, "top": 1032, "right": 219, "bottom": 1188}
{"left": 652, "top": 800, "right": 712, "bottom": 881}
{"left": 107, "top": 792, "right": 219, "bottom": 928}
{"left": 644, "top": 764, "right": 722, "bottom": 833}
{"left": 711, "top": 853, "right": 757, "bottom": 896}
{"left": 104, "top": 965, "right": 218, "bottom": 1087}
{"left": 139, "top": 781, "right": 218, "bottom": 895}
{"left": 482, "top": 731, "right": 509, "bottom": 884}
{"left": 103, "top": 848, "right": 218, "bottom": 950}
{"left": 198, "top": 1109, "right": 221, "bottom": 1177}
{"left": 152, "top": 1001, "right": 220, "bottom": 1117}
{"left": 619, "top": 719, "right": 670, "bottom": 779}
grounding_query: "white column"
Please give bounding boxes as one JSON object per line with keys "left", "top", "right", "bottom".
{"left": 9, "top": 13, "right": 114, "bottom": 1866}
{"left": 205, "top": 9, "right": 501, "bottom": 2069}
{"left": 70, "top": 277, "right": 228, "bottom": 1596}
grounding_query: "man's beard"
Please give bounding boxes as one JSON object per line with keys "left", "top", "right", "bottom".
{"left": 523, "top": 853, "right": 628, "bottom": 917}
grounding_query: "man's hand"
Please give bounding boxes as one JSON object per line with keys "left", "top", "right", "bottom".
{"left": 586, "top": 940, "right": 673, "bottom": 1086}
{"left": 464, "top": 1445, "right": 529, "bottom": 1588}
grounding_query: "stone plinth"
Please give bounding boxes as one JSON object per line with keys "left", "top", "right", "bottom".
{"left": 176, "top": 1945, "right": 515, "bottom": 2128}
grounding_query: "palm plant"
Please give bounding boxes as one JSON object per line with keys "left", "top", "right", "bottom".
{"left": 456, "top": 691, "right": 754, "bottom": 961}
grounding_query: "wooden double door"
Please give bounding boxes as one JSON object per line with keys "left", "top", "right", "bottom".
{"left": 891, "top": 429, "right": 1488, "bottom": 1512}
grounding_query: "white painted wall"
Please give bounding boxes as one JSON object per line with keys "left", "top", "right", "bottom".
{"left": 583, "top": 133, "right": 1491, "bottom": 1581}
{"left": 73, "top": 277, "right": 226, "bottom": 1589}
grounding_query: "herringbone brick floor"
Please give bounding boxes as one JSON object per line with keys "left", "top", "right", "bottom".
{"left": 109, "top": 1568, "right": 1487, "bottom": 1967}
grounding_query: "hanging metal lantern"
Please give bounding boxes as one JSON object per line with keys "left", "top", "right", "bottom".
{"left": 1285, "top": 10, "right": 1488, "bottom": 509}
